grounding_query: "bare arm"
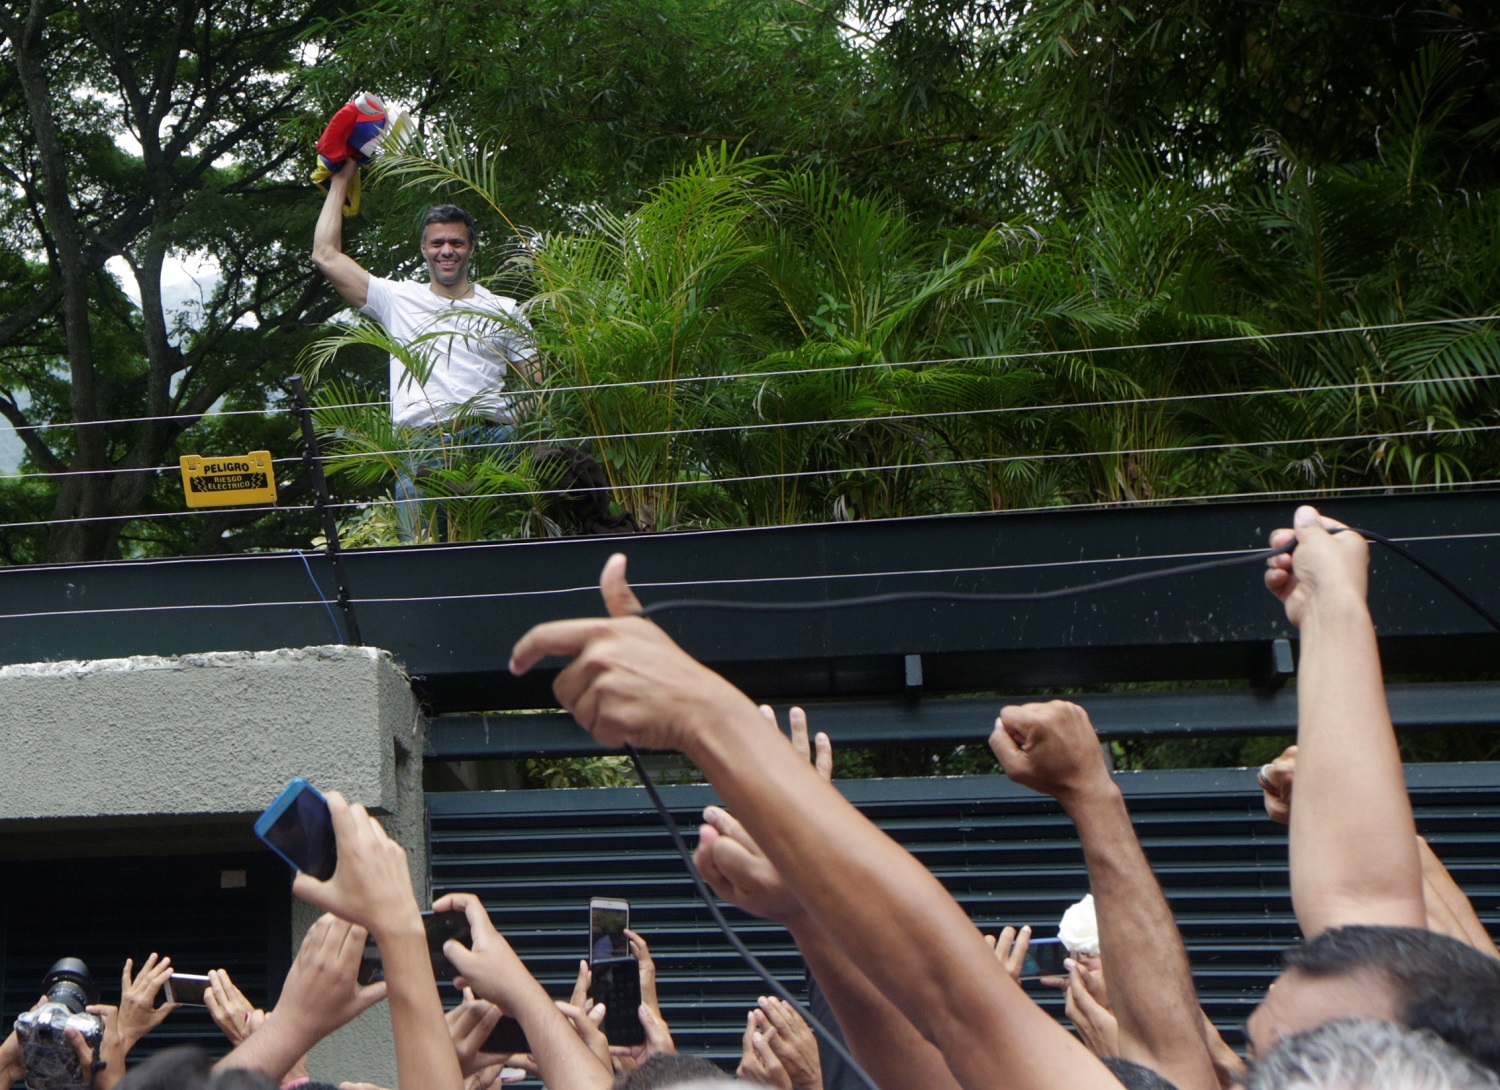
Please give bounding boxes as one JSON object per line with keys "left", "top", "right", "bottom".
{"left": 1265, "top": 507, "right": 1425, "bottom": 936}
{"left": 696, "top": 711, "right": 964, "bottom": 1090}
{"left": 992, "top": 701, "right": 1217, "bottom": 1090}
{"left": 312, "top": 168, "right": 370, "bottom": 309}
{"left": 216, "top": 914, "right": 388, "bottom": 1081}
{"left": 511, "top": 556, "right": 1123, "bottom": 1090}
{"left": 292, "top": 793, "right": 463, "bottom": 1090}
{"left": 436, "top": 891, "right": 613, "bottom": 1090}
{"left": 1419, "top": 836, "right": 1500, "bottom": 957}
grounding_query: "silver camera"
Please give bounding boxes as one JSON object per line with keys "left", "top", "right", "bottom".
{"left": 13, "top": 958, "right": 106, "bottom": 1090}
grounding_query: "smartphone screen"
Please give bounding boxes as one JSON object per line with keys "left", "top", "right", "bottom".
{"left": 164, "top": 973, "right": 212, "bottom": 1006}
{"left": 589, "top": 898, "right": 629, "bottom": 964}
{"left": 1021, "top": 937, "right": 1068, "bottom": 979}
{"left": 359, "top": 910, "right": 473, "bottom": 985}
{"left": 253, "top": 778, "right": 337, "bottom": 881}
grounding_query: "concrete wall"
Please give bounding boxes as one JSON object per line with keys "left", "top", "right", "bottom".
{"left": 0, "top": 644, "right": 425, "bottom": 1087}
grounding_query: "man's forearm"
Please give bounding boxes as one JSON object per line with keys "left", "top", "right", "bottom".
{"left": 1290, "top": 593, "right": 1424, "bottom": 935}
{"left": 377, "top": 924, "right": 465, "bottom": 1090}
{"left": 1064, "top": 781, "right": 1217, "bottom": 1090}
{"left": 216, "top": 1015, "right": 314, "bottom": 1080}
{"left": 685, "top": 704, "right": 1121, "bottom": 1090}
{"left": 505, "top": 979, "right": 611, "bottom": 1090}
{"left": 313, "top": 171, "right": 350, "bottom": 265}
{"left": 789, "top": 917, "right": 964, "bottom": 1090}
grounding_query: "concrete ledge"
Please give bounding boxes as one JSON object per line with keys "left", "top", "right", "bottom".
{"left": 0, "top": 645, "right": 421, "bottom": 823}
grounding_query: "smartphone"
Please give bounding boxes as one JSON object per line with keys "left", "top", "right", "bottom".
{"left": 253, "top": 778, "right": 336, "bottom": 881}
{"left": 1021, "top": 936, "right": 1068, "bottom": 979}
{"left": 588, "top": 956, "right": 645, "bottom": 1046}
{"left": 358, "top": 910, "right": 473, "bottom": 985}
{"left": 481, "top": 1015, "right": 531, "bottom": 1055}
{"left": 164, "top": 973, "right": 212, "bottom": 1006}
{"left": 589, "top": 897, "right": 630, "bottom": 964}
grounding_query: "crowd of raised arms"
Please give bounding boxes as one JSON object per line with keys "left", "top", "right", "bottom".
{"left": 7, "top": 505, "right": 1500, "bottom": 1090}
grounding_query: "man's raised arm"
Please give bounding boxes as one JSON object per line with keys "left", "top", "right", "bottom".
{"left": 1264, "top": 506, "right": 1425, "bottom": 936}
{"left": 992, "top": 701, "right": 1218, "bottom": 1090}
{"left": 510, "top": 555, "right": 1123, "bottom": 1090}
{"left": 312, "top": 168, "right": 371, "bottom": 309}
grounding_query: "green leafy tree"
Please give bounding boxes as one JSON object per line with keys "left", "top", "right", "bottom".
{"left": 0, "top": 0, "right": 354, "bottom": 561}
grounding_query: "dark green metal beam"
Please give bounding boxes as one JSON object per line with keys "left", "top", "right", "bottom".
{"left": 1, "top": 492, "right": 1496, "bottom": 712}
{"left": 424, "top": 680, "right": 1500, "bottom": 759}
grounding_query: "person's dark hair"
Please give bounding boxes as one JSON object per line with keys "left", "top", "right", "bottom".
{"left": 1101, "top": 1056, "right": 1181, "bottom": 1090}
{"left": 422, "top": 204, "right": 476, "bottom": 245}
{"left": 1286, "top": 925, "right": 1500, "bottom": 1073}
{"left": 116, "top": 1047, "right": 275, "bottom": 1090}
{"left": 612, "top": 1052, "right": 730, "bottom": 1089}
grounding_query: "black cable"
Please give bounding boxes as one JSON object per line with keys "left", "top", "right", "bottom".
{"left": 637, "top": 539, "right": 1298, "bottom": 618}
{"left": 624, "top": 746, "right": 880, "bottom": 1090}
{"left": 1358, "top": 528, "right": 1500, "bottom": 633}
{"left": 621, "top": 522, "right": 1500, "bottom": 1082}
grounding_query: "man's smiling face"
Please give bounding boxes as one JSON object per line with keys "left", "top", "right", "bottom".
{"left": 421, "top": 220, "right": 473, "bottom": 290}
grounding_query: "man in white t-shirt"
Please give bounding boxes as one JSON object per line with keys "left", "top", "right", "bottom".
{"left": 312, "top": 166, "right": 537, "bottom": 540}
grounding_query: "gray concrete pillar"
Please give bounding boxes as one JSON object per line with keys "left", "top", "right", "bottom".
{"left": 0, "top": 645, "right": 425, "bottom": 1088}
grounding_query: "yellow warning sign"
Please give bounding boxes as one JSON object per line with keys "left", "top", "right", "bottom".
{"left": 180, "top": 451, "right": 278, "bottom": 508}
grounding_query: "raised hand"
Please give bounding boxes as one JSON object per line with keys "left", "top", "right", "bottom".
{"left": 1064, "top": 958, "right": 1119, "bottom": 1059}
{"left": 205, "top": 968, "right": 260, "bottom": 1047}
{"left": 694, "top": 806, "right": 802, "bottom": 924}
{"left": 623, "top": 930, "right": 660, "bottom": 1015}
{"left": 758, "top": 996, "right": 822, "bottom": 1090}
{"left": 113, "top": 954, "right": 177, "bottom": 1048}
{"left": 1258, "top": 746, "right": 1296, "bottom": 825}
{"left": 434, "top": 893, "right": 533, "bottom": 1010}
{"left": 447, "top": 987, "right": 509, "bottom": 1077}
{"left": 989, "top": 700, "right": 1112, "bottom": 805}
{"left": 509, "top": 554, "right": 759, "bottom": 753}
{"left": 983, "top": 925, "right": 1032, "bottom": 983}
{"left": 1263, "top": 505, "right": 1369, "bottom": 628}
{"left": 737, "top": 1009, "right": 793, "bottom": 1090}
{"left": 278, "top": 914, "right": 388, "bottom": 1041}
{"left": 291, "top": 792, "right": 421, "bottom": 941}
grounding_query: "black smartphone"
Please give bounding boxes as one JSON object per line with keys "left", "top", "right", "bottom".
{"left": 253, "top": 778, "right": 336, "bottom": 881}
{"left": 163, "top": 973, "right": 211, "bottom": 1006}
{"left": 1021, "top": 936, "right": 1068, "bottom": 979}
{"left": 588, "top": 956, "right": 645, "bottom": 1047}
{"left": 481, "top": 1015, "right": 531, "bottom": 1055}
{"left": 358, "top": 909, "right": 472, "bottom": 985}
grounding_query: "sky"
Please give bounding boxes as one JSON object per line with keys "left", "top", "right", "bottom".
{"left": 0, "top": 255, "right": 220, "bottom": 474}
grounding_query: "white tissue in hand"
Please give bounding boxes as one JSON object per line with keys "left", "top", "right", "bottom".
{"left": 1058, "top": 893, "right": 1100, "bottom": 955}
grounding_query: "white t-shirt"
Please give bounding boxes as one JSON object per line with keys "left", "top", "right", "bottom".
{"left": 362, "top": 277, "right": 537, "bottom": 429}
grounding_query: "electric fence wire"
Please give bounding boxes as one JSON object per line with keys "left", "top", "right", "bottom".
{"left": 4, "top": 416, "right": 1497, "bottom": 535}
{"left": 317, "top": 422, "right": 1500, "bottom": 515}
{"left": 281, "top": 370, "right": 1500, "bottom": 471}
{"left": 8, "top": 368, "right": 1500, "bottom": 485}
{"left": 2, "top": 313, "right": 1496, "bottom": 443}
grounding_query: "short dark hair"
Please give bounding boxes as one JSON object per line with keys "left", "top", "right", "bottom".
{"left": 422, "top": 204, "right": 476, "bottom": 244}
{"left": 612, "top": 1053, "right": 730, "bottom": 1089}
{"left": 116, "top": 1047, "right": 275, "bottom": 1090}
{"left": 1286, "top": 926, "right": 1500, "bottom": 1073}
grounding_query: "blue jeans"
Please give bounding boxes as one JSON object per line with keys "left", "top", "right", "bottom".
{"left": 393, "top": 422, "right": 516, "bottom": 543}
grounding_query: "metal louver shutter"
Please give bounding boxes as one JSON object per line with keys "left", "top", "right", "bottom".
{"left": 1, "top": 852, "right": 291, "bottom": 1085}
{"left": 428, "top": 762, "right": 1500, "bottom": 1068}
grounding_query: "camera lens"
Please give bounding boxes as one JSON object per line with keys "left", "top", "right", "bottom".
{"left": 40, "top": 958, "right": 99, "bottom": 1014}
